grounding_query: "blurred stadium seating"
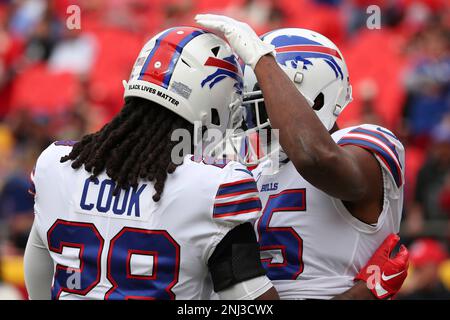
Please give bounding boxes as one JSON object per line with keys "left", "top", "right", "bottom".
{"left": 0, "top": 0, "right": 449, "bottom": 299}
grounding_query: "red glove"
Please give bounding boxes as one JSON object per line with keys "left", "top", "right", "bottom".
{"left": 355, "top": 234, "right": 409, "bottom": 299}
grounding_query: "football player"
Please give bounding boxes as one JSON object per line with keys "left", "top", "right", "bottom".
{"left": 196, "top": 15, "right": 409, "bottom": 299}
{"left": 23, "top": 26, "right": 278, "bottom": 300}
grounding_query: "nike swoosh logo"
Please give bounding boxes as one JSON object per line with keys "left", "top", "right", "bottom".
{"left": 381, "top": 270, "right": 405, "bottom": 281}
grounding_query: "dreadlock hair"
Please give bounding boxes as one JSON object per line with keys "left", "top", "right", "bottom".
{"left": 60, "top": 97, "right": 194, "bottom": 202}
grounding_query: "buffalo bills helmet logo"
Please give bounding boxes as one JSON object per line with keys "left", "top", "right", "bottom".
{"left": 201, "top": 55, "right": 243, "bottom": 94}
{"left": 268, "top": 34, "right": 344, "bottom": 80}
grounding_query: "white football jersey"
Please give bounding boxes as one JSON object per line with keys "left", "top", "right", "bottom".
{"left": 30, "top": 141, "right": 262, "bottom": 300}
{"left": 252, "top": 124, "right": 405, "bottom": 300}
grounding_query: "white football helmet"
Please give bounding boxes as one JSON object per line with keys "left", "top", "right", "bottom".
{"left": 237, "top": 28, "right": 353, "bottom": 166}
{"left": 243, "top": 27, "right": 353, "bottom": 132}
{"left": 123, "top": 26, "right": 244, "bottom": 134}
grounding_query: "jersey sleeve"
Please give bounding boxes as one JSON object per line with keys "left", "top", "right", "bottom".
{"left": 201, "top": 160, "right": 262, "bottom": 263}
{"left": 206, "top": 163, "right": 269, "bottom": 298}
{"left": 337, "top": 125, "right": 405, "bottom": 190}
{"left": 212, "top": 162, "right": 262, "bottom": 224}
{"left": 31, "top": 141, "right": 76, "bottom": 211}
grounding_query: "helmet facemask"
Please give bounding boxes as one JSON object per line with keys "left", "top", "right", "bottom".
{"left": 199, "top": 97, "right": 245, "bottom": 160}
{"left": 214, "top": 83, "right": 283, "bottom": 169}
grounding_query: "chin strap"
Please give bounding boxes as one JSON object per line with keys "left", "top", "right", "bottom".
{"left": 279, "top": 148, "right": 289, "bottom": 164}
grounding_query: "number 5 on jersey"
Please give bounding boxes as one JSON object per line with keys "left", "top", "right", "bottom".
{"left": 257, "top": 189, "right": 306, "bottom": 280}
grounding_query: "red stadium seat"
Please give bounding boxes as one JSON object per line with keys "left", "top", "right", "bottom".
{"left": 195, "top": 0, "right": 245, "bottom": 12}
{"left": 339, "top": 29, "right": 408, "bottom": 128}
{"left": 10, "top": 63, "right": 81, "bottom": 115}
{"left": 88, "top": 28, "right": 144, "bottom": 117}
{"left": 281, "top": 1, "right": 346, "bottom": 46}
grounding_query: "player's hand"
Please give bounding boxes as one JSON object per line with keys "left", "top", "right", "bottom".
{"left": 355, "top": 233, "right": 409, "bottom": 299}
{"left": 195, "top": 14, "right": 275, "bottom": 69}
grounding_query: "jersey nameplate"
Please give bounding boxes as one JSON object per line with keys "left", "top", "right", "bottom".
{"left": 73, "top": 176, "right": 152, "bottom": 221}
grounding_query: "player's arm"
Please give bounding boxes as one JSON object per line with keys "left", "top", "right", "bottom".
{"left": 333, "top": 281, "right": 376, "bottom": 300}
{"left": 253, "top": 56, "right": 385, "bottom": 211}
{"left": 204, "top": 161, "right": 278, "bottom": 300}
{"left": 195, "top": 15, "right": 384, "bottom": 224}
{"left": 24, "top": 221, "right": 54, "bottom": 300}
{"left": 208, "top": 222, "right": 279, "bottom": 300}
{"left": 334, "top": 234, "right": 410, "bottom": 300}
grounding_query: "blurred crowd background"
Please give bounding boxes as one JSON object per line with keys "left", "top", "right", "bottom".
{"left": 0, "top": 0, "right": 449, "bottom": 300}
